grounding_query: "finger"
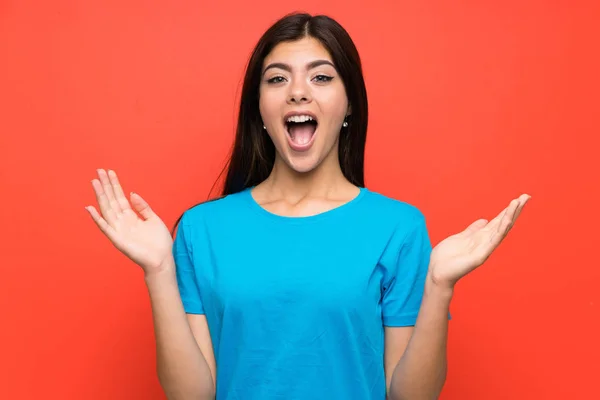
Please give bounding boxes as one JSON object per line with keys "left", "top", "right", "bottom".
{"left": 484, "top": 195, "right": 528, "bottom": 250}
{"left": 507, "top": 194, "right": 530, "bottom": 226}
{"left": 488, "top": 219, "right": 511, "bottom": 249}
{"left": 85, "top": 205, "right": 119, "bottom": 244}
{"left": 498, "top": 199, "right": 520, "bottom": 234}
{"left": 464, "top": 218, "right": 488, "bottom": 234}
{"left": 483, "top": 200, "right": 516, "bottom": 247}
{"left": 485, "top": 204, "right": 510, "bottom": 233}
{"left": 92, "top": 178, "right": 118, "bottom": 225}
{"left": 107, "top": 170, "right": 131, "bottom": 212}
{"left": 97, "top": 169, "right": 122, "bottom": 214}
{"left": 130, "top": 192, "right": 155, "bottom": 220}
{"left": 512, "top": 194, "right": 531, "bottom": 222}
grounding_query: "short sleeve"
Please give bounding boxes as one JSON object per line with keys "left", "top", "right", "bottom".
{"left": 173, "top": 212, "right": 205, "bottom": 314}
{"left": 380, "top": 213, "right": 432, "bottom": 326}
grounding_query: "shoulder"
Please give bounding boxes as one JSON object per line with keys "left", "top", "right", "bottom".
{"left": 179, "top": 189, "right": 251, "bottom": 225}
{"left": 360, "top": 188, "right": 427, "bottom": 229}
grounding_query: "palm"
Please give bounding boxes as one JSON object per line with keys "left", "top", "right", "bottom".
{"left": 85, "top": 169, "right": 173, "bottom": 272}
{"left": 107, "top": 207, "right": 172, "bottom": 269}
{"left": 429, "top": 194, "right": 530, "bottom": 288}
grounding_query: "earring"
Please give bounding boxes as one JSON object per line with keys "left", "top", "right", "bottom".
{"left": 342, "top": 121, "right": 348, "bottom": 127}
{"left": 263, "top": 125, "right": 266, "bottom": 130}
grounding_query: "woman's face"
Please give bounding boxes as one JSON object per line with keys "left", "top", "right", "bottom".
{"left": 259, "top": 36, "right": 350, "bottom": 174}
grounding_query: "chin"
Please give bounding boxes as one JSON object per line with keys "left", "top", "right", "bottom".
{"left": 283, "top": 151, "right": 323, "bottom": 174}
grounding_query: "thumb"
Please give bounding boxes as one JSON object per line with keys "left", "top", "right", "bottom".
{"left": 130, "top": 192, "right": 155, "bottom": 220}
{"left": 464, "top": 218, "right": 488, "bottom": 233}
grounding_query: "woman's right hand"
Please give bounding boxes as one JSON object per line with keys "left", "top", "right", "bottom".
{"left": 85, "top": 169, "right": 174, "bottom": 276}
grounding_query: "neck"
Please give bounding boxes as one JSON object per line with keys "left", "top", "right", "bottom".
{"left": 262, "top": 147, "right": 351, "bottom": 198}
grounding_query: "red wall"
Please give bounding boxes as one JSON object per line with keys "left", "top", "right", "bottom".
{"left": 1, "top": 1, "right": 598, "bottom": 399}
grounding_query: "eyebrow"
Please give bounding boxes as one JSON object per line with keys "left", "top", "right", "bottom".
{"left": 262, "top": 59, "right": 336, "bottom": 76}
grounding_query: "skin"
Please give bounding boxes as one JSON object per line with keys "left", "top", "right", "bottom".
{"left": 85, "top": 36, "right": 530, "bottom": 399}
{"left": 253, "top": 36, "right": 358, "bottom": 216}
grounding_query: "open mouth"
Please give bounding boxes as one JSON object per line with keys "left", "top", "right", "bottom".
{"left": 285, "top": 115, "right": 318, "bottom": 149}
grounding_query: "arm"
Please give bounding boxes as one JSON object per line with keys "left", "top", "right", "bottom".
{"left": 85, "top": 170, "right": 216, "bottom": 399}
{"left": 386, "top": 275, "right": 452, "bottom": 400}
{"left": 386, "top": 194, "right": 530, "bottom": 399}
{"left": 146, "top": 259, "right": 216, "bottom": 400}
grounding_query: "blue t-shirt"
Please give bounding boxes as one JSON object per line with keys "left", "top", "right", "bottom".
{"left": 173, "top": 186, "right": 432, "bottom": 399}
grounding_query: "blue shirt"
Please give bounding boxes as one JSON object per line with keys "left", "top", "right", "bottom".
{"left": 173, "top": 186, "right": 432, "bottom": 399}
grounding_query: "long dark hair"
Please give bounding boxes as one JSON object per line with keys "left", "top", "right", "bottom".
{"left": 172, "top": 12, "right": 368, "bottom": 234}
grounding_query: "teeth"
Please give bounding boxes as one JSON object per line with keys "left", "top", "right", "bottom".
{"left": 286, "top": 115, "right": 314, "bottom": 123}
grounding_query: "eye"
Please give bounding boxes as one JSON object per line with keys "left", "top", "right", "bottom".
{"left": 267, "top": 76, "right": 286, "bottom": 84}
{"left": 313, "top": 75, "right": 334, "bottom": 83}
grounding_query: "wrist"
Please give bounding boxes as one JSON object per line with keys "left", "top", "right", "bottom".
{"left": 144, "top": 258, "right": 176, "bottom": 284}
{"left": 425, "top": 271, "right": 455, "bottom": 300}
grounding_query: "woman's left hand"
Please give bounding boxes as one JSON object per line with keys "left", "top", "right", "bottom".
{"left": 428, "top": 194, "right": 531, "bottom": 290}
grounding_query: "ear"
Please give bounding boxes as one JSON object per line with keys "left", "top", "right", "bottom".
{"left": 346, "top": 103, "right": 352, "bottom": 117}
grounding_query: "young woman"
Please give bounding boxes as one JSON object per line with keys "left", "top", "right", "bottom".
{"left": 85, "top": 12, "right": 529, "bottom": 400}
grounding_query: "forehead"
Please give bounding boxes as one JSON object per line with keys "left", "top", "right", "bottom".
{"left": 264, "top": 37, "right": 333, "bottom": 66}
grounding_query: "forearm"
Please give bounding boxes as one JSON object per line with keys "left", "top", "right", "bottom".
{"left": 388, "top": 274, "right": 453, "bottom": 400}
{"left": 145, "top": 258, "right": 215, "bottom": 400}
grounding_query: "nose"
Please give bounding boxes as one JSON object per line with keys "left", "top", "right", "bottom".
{"left": 287, "top": 79, "right": 312, "bottom": 104}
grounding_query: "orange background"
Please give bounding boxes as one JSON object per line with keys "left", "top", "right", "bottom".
{"left": 1, "top": 1, "right": 599, "bottom": 399}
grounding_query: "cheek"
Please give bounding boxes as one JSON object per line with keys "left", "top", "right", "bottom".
{"left": 322, "top": 88, "right": 349, "bottom": 118}
{"left": 259, "top": 90, "right": 284, "bottom": 124}
{"left": 320, "top": 102, "right": 349, "bottom": 133}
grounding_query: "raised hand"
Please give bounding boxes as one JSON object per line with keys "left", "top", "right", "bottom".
{"left": 85, "top": 169, "right": 174, "bottom": 275}
{"left": 428, "top": 194, "right": 531, "bottom": 289}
